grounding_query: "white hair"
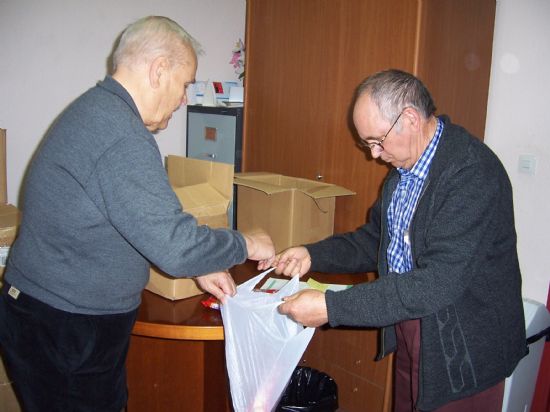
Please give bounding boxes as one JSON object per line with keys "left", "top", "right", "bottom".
{"left": 112, "top": 16, "right": 203, "bottom": 71}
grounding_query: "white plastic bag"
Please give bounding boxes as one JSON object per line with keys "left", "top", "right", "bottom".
{"left": 221, "top": 268, "right": 315, "bottom": 412}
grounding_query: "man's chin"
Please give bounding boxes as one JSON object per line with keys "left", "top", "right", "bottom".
{"left": 148, "top": 122, "right": 169, "bottom": 134}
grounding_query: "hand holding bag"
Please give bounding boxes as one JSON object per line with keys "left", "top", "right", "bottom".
{"left": 221, "top": 269, "right": 315, "bottom": 412}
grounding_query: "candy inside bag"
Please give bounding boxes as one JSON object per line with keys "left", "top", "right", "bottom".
{"left": 201, "top": 295, "right": 220, "bottom": 310}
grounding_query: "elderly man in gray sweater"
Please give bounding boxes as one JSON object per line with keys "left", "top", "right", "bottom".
{"left": 0, "top": 16, "right": 274, "bottom": 412}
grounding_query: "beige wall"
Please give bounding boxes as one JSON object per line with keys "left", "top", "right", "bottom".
{"left": 0, "top": 0, "right": 245, "bottom": 204}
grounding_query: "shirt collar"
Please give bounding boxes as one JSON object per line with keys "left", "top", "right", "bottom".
{"left": 397, "top": 117, "right": 444, "bottom": 180}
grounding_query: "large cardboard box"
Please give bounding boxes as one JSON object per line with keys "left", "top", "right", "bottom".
{"left": 0, "top": 204, "right": 21, "bottom": 281}
{"left": 145, "top": 156, "right": 234, "bottom": 300}
{"left": 0, "top": 130, "right": 22, "bottom": 411}
{"left": 0, "top": 204, "right": 21, "bottom": 247}
{"left": 0, "top": 355, "right": 21, "bottom": 412}
{"left": 0, "top": 129, "right": 21, "bottom": 284}
{"left": 234, "top": 172, "right": 355, "bottom": 252}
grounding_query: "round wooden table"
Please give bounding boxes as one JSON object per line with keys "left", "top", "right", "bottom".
{"left": 125, "top": 263, "right": 391, "bottom": 412}
{"left": 125, "top": 263, "right": 262, "bottom": 412}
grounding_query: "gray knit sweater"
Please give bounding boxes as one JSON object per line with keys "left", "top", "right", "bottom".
{"left": 306, "top": 117, "right": 527, "bottom": 410}
{"left": 5, "top": 76, "right": 247, "bottom": 315}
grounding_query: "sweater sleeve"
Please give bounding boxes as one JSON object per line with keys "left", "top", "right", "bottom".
{"left": 306, "top": 197, "right": 382, "bottom": 274}
{"left": 91, "top": 135, "right": 247, "bottom": 277}
{"left": 325, "top": 145, "right": 513, "bottom": 328}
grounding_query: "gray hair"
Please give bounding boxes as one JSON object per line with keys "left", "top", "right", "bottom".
{"left": 356, "top": 69, "right": 436, "bottom": 123}
{"left": 112, "top": 16, "right": 203, "bottom": 71}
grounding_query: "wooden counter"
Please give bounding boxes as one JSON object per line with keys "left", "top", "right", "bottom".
{"left": 125, "top": 263, "right": 392, "bottom": 412}
{"left": 125, "top": 263, "right": 263, "bottom": 412}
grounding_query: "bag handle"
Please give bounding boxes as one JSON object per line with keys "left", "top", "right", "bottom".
{"left": 237, "top": 267, "right": 276, "bottom": 292}
{"left": 236, "top": 267, "right": 300, "bottom": 299}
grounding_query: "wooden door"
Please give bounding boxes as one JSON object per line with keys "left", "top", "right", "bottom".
{"left": 243, "top": 1, "right": 495, "bottom": 411}
{"left": 416, "top": 0, "right": 496, "bottom": 140}
{"left": 244, "top": 0, "right": 419, "bottom": 234}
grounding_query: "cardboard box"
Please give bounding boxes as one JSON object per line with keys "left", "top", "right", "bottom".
{"left": 0, "top": 355, "right": 21, "bottom": 412}
{"left": 0, "top": 204, "right": 20, "bottom": 284}
{"left": 0, "top": 204, "right": 20, "bottom": 247}
{"left": 0, "top": 128, "right": 21, "bottom": 284}
{"left": 0, "top": 130, "right": 21, "bottom": 411}
{"left": 234, "top": 172, "right": 355, "bottom": 252}
{"left": 146, "top": 266, "right": 204, "bottom": 301}
{"left": 146, "top": 156, "right": 234, "bottom": 300}
{"left": 0, "top": 383, "right": 21, "bottom": 412}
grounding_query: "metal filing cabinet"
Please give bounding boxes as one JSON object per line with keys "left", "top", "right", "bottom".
{"left": 186, "top": 104, "right": 243, "bottom": 229}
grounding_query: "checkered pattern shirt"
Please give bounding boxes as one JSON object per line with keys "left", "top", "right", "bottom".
{"left": 387, "top": 118, "right": 443, "bottom": 274}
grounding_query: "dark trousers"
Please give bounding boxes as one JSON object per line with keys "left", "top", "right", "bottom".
{"left": 394, "top": 319, "right": 505, "bottom": 412}
{"left": 0, "top": 283, "right": 138, "bottom": 412}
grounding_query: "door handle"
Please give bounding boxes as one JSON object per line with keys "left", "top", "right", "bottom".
{"left": 200, "top": 153, "right": 217, "bottom": 159}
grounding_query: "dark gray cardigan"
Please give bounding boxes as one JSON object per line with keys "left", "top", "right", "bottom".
{"left": 307, "top": 116, "right": 527, "bottom": 410}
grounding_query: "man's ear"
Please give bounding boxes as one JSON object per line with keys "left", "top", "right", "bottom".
{"left": 148, "top": 56, "right": 169, "bottom": 89}
{"left": 402, "top": 107, "right": 421, "bottom": 132}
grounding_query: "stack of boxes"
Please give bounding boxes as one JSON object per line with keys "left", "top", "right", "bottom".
{"left": 0, "top": 128, "right": 22, "bottom": 411}
{"left": 0, "top": 129, "right": 20, "bottom": 285}
{"left": 145, "top": 156, "right": 356, "bottom": 301}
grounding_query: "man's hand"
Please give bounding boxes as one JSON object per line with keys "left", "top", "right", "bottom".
{"left": 242, "top": 229, "right": 275, "bottom": 261}
{"left": 263, "top": 246, "right": 311, "bottom": 277}
{"left": 278, "top": 289, "right": 328, "bottom": 327}
{"left": 195, "top": 271, "right": 236, "bottom": 303}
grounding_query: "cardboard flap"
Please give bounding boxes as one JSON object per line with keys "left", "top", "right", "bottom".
{"left": 174, "top": 184, "right": 230, "bottom": 217}
{"left": 167, "top": 155, "right": 234, "bottom": 200}
{"left": 0, "top": 204, "right": 20, "bottom": 228}
{"left": 0, "top": 204, "right": 20, "bottom": 245}
{"left": 234, "top": 173, "right": 290, "bottom": 194}
{"left": 234, "top": 172, "right": 355, "bottom": 199}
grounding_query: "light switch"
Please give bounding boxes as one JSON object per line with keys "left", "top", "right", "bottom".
{"left": 518, "top": 154, "right": 537, "bottom": 175}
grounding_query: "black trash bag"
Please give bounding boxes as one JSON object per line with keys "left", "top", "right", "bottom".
{"left": 276, "top": 366, "right": 338, "bottom": 412}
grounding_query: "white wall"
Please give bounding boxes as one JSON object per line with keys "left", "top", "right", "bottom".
{"left": 0, "top": 0, "right": 245, "bottom": 205}
{"left": 485, "top": 0, "right": 550, "bottom": 304}
{"left": 1, "top": 0, "right": 548, "bottom": 305}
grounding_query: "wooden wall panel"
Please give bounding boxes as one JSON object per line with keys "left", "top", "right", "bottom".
{"left": 416, "top": 0, "right": 496, "bottom": 139}
{"left": 126, "top": 336, "right": 229, "bottom": 412}
{"left": 244, "top": 0, "right": 419, "bottom": 234}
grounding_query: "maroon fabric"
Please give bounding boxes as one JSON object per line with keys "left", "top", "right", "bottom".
{"left": 394, "top": 319, "right": 422, "bottom": 412}
{"left": 434, "top": 381, "right": 504, "bottom": 412}
{"left": 393, "top": 319, "right": 505, "bottom": 412}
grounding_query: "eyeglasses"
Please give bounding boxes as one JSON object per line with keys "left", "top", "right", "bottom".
{"left": 358, "top": 110, "right": 404, "bottom": 151}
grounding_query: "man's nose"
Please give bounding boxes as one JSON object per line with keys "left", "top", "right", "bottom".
{"left": 180, "top": 94, "right": 188, "bottom": 107}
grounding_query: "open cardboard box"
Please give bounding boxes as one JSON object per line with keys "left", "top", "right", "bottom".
{"left": 145, "top": 155, "right": 234, "bottom": 300}
{"left": 234, "top": 172, "right": 355, "bottom": 253}
{"left": 0, "top": 354, "right": 21, "bottom": 412}
{"left": 0, "top": 129, "right": 21, "bottom": 284}
{"left": 0, "top": 129, "right": 22, "bottom": 412}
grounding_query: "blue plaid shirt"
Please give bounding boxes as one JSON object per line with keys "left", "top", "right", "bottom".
{"left": 387, "top": 118, "right": 443, "bottom": 274}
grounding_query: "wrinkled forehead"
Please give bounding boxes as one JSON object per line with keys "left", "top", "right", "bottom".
{"left": 175, "top": 41, "right": 198, "bottom": 68}
{"left": 353, "top": 94, "right": 381, "bottom": 126}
